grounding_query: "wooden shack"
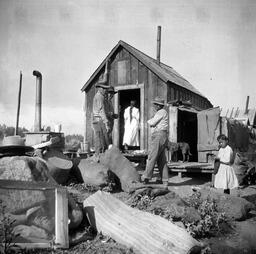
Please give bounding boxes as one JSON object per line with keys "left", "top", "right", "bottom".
{"left": 81, "top": 40, "right": 213, "bottom": 151}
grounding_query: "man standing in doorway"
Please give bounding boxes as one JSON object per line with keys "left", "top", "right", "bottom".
{"left": 122, "top": 100, "right": 140, "bottom": 150}
{"left": 92, "top": 80, "right": 110, "bottom": 161}
{"left": 141, "top": 96, "right": 169, "bottom": 189}
{"left": 106, "top": 86, "right": 118, "bottom": 144}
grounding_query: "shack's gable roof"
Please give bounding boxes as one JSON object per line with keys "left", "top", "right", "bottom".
{"left": 81, "top": 40, "right": 206, "bottom": 98}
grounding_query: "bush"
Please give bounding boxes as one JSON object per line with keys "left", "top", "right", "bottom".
{"left": 184, "top": 191, "right": 226, "bottom": 239}
{"left": 0, "top": 199, "right": 20, "bottom": 254}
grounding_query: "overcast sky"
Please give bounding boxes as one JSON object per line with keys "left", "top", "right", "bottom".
{"left": 1, "top": 0, "right": 256, "bottom": 135}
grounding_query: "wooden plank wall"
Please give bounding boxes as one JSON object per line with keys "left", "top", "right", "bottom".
{"left": 167, "top": 83, "right": 211, "bottom": 110}
{"left": 84, "top": 46, "right": 211, "bottom": 149}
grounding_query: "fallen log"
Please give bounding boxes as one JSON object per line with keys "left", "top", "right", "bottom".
{"left": 84, "top": 191, "right": 202, "bottom": 254}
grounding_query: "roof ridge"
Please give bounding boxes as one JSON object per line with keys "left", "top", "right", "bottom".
{"left": 81, "top": 40, "right": 209, "bottom": 101}
{"left": 121, "top": 41, "right": 192, "bottom": 86}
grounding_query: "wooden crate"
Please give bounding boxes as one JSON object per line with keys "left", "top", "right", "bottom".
{"left": 0, "top": 180, "right": 68, "bottom": 249}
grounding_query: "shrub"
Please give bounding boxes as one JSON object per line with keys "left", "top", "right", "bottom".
{"left": 184, "top": 191, "right": 226, "bottom": 239}
{"left": 0, "top": 199, "right": 20, "bottom": 254}
{"left": 130, "top": 194, "right": 153, "bottom": 210}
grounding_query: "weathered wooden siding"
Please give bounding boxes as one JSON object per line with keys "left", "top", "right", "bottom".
{"left": 84, "top": 46, "right": 211, "bottom": 149}
{"left": 85, "top": 80, "right": 97, "bottom": 145}
{"left": 167, "top": 83, "right": 211, "bottom": 110}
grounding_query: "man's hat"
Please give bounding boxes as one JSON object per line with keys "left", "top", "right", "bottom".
{"left": 96, "top": 72, "right": 110, "bottom": 89}
{"left": 0, "top": 135, "right": 34, "bottom": 154}
{"left": 95, "top": 80, "right": 110, "bottom": 89}
{"left": 152, "top": 96, "right": 165, "bottom": 106}
{"left": 108, "top": 86, "right": 117, "bottom": 94}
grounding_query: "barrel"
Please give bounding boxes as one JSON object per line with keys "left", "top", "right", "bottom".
{"left": 80, "top": 141, "right": 90, "bottom": 153}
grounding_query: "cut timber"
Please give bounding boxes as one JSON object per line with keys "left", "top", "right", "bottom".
{"left": 83, "top": 191, "right": 202, "bottom": 254}
{"left": 167, "top": 162, "right": 214, "bottom": 176}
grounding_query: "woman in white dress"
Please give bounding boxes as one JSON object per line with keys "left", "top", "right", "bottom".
{"left": 214, "top": 134, "right": 238, "bottom": 194}
{"left": 122, "top": 100, "right": 140, "bottom": 150}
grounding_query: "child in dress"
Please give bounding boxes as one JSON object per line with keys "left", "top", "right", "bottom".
{"left": 214, "top": 134, "right": 238, "bottom": 194}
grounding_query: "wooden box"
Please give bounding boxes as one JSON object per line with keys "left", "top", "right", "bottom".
{"left": 0, "top": 180, "right": 68, "bottom": 249}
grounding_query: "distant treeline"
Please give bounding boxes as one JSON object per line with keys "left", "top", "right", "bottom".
{"left": 0, "top": 124, "right": 28, "bottom": 140}
{"left": 65, "top": 134, "right": 84, "bottom": 143}
{"left": 65, "top": 134, "right": 84, "bottom": 150}
{"left": 0, "top": 125, "right": 83, "bottom": 149}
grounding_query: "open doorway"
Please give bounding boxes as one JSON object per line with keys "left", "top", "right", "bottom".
{"left": 177, "top": 109, "right": 198, "bottom": 161}
{"left": 119, "top": 89, "right": 140, "bottom": 150}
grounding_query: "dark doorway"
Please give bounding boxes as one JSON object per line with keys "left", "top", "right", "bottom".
{"left": 177, "top": 110, "right": 198, "bottom": 161}
{"left": 119, "top": 89, "right": 140, "bottom": 150}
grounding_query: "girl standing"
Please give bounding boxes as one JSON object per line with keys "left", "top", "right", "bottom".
{"left": 214, "top": 134, "right": 238, "bottom": 194}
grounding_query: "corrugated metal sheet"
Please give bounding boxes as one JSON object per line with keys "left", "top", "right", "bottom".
{"left": 81, "top": 40, "right": 207, "bottom": 99}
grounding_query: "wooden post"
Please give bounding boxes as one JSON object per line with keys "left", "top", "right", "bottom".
{"left": 245, "top": 96, "right": 250, "bottom": 114}
{"left": 55, "top": 188, "right": 69, "bottom": 248}
{"left": 229, "top": 107, "right": 234, "bottom": 118}
{"left": 156, "top": 26, "right": 161, "bottom": 65}
{"left": 83, "top": 92, "right": 87, "bottom": 143}
{"left": 15, "top": 71, "right": 22, "bottom": 135}
{"left": 235, "top": 107, "right": 239, "bottom": 117}
{"left": 225, "top": 108, "right": 229, "bottom": 117}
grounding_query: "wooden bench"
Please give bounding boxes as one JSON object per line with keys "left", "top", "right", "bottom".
{"left": 167, "top": 161, "right": 214, "bottom": 182}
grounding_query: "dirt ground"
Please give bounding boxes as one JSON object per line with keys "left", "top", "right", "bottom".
{"left": 62, "top": 169, "right": 256, "bottom": 254}
{"left": 164, "top": 172, "right": 256, "bottom": 254}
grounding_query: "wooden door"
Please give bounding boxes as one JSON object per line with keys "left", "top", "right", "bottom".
{"left": 113, "top": 84, "right": 145, "bottom": 149}
{"left": 197, "top": 107, "right": 221, "bottom": 162}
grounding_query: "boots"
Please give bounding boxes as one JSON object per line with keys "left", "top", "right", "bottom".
{"left": 163, "top": 180, "right": 169, "bottom": 190}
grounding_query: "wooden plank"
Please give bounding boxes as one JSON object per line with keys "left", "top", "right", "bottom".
{"left": 127, "top": 53, "right": 131, "bottom": 84}
{"left": 84, "top": 191, "right": 202, "bottom": 254}
{"left": 131, "top": 55, "right": 138, "bottom": 84}
{"left": 138, "top": 61, "right": 146, "bottom": 84}
{"left": 0, "top": 179, "right": 59, "bottom": 190}
{"left": 157, "top": 79, "right": 167, "bottom": 101}
{"left": 83, "top": 92, "right": 87, "bottom": 142}
{"left": 144, "top": 67, "right": 148, "bottom": 151}
{"left": 167, "top": 162, "right": 213, "bottom": 169}
{"left": 55, "top": 188, "right": 69, "bottom": 248}
{"left": 168, "top": 106, "right": 178, "bottom": 142}
{"left": 147, "top": 70, "right": 154, "bottom": 148}
{"left": 86, "top": 86, "right": 96, "bottom": 147}
{"left": 109, "top": 60, "right": 115, "bottom": 87}
{"left": 122, "top": 48, "right": 129, "bottom": 59}
{"left": 198, "top": 144, "right": 219, "bottom": 151}
{"left": 114, "top": 59, "right": 118, "bottom": 86}
{"left": 117, "top": 60, "right": 127, "bottom": 84}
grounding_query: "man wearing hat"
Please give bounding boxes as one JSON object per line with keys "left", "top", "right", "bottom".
{"left": 141, "top": 96, "right": 169, "bottom": 188}
{"left": 106, "top": 86, "right": 118, "bottom": 144}
{"left": 92, "top": 79, "right": 111, "bottom": 160}
{"left": 0, "top": 135, "right": 34, "bottom": 158}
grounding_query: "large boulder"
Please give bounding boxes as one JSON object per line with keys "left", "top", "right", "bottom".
{"left": 197, "top": 188, "right": 255, "bottom": 221}
{"left": 75, "top": 157, "right": 111, "bottom": 187}
{"left": 100, "top": 146, "right": 141, "bottom": 192}
{"left": 147, "top": 191, "right": 201, "bottom": 223}
{"left": 0, "top": 156, "right": 56, "bottom": 183}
